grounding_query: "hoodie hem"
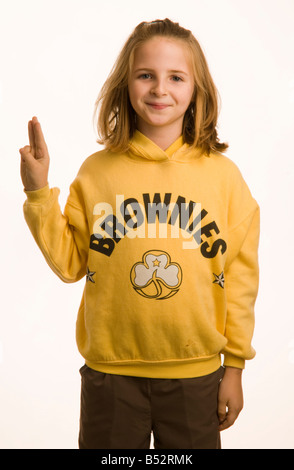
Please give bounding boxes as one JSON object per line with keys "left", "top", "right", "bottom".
{"left": 85, "top": 354, "right": 222, "bottom": 379}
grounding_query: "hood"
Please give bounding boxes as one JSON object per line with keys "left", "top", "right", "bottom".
{"left": 128, "top": 130, "right": 208, "bottom": 163}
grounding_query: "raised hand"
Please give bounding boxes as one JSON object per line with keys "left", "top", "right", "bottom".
{"left": 19, "top": 116, "right": 50, "bottom": 191}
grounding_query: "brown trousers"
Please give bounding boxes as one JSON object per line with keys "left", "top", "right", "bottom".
{"left": 78, "top": 364, "right": 224, "bottom": 449}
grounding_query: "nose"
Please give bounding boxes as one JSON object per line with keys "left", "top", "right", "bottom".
{"left": 150, "top": 78, "right": 167, "bottom": 97}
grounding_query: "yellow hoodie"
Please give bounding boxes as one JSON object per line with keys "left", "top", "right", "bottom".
{"left": 23, "top": 131, "right": 260, "bottom": 378}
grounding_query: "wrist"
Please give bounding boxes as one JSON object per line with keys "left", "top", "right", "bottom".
{"left": 24, "top": 181, "right": 48, "bottom": 192}
{"left": 224, "top": 366, "right": 243, "bottom": 375}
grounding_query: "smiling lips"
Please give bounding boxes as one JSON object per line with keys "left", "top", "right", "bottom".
{"left": 146, "top": 103, "right": 170, "bottom": 110}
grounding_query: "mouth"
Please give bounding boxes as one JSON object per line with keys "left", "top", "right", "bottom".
{"left": 146, "top": 103, "right": 170, "bottom": 110}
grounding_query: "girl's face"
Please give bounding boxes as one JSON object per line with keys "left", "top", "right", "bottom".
{"left": 128, "top": 37, "right": 195, "bottom": 142}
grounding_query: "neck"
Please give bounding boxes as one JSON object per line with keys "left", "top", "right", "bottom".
{"left": 136, "top": 121, "right": 182, "bottom": 151}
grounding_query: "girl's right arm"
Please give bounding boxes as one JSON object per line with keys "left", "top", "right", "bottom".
{"left": 20, "top": 117, "right": 88, "bottom": 283}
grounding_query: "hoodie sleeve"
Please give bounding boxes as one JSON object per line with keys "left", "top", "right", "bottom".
{"left": 222, "top": 165, "right": 260, "bottom": 369}
{"left": 23, "top": 183, "right": 89, "bottom": 283}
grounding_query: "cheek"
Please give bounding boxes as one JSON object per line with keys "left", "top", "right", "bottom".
{"left": 176, "top": 88, "right": 194, "bottom": 109}
{"left": 183, "top": 85, "right": 195, "bottom": 107}
{"left": 128, "top": 85, "right": 144, "bottom": 116}
{"left": 128, "top": 81, "right": 146, "bottom": 104}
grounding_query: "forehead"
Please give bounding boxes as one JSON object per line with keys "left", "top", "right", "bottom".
{"left": 131, "top": 37, "right": 192, "bottom": 72}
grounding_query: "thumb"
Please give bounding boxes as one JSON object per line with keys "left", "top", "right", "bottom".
{"left": 19, "top": 145, "right": 34, "bottom": 164}
{"left": 19, "top": 146, "right": 42, "bottom": 172}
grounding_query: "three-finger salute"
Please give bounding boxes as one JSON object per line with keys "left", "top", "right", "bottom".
{"left": 19, "top": 116, "right": 50, "bottom": 191}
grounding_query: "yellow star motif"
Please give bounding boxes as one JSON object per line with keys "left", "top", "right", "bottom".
{"left": 153, "top": 259, "right": 161, "bottom": 267}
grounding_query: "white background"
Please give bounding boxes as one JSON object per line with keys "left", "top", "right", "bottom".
{"left": 0, "top": 0, "right": 294, "bottom": 449}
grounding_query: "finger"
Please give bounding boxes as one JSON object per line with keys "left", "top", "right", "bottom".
{"left": 217, "top": 402, "right": 227, "bottom": 424}
{"left": 218, "top": 409, "right": 239, "bottom": 431}
{"left": 28, "top": 119, "right": 35, "bottom": 147}
{"left": 219, "top": 418, "right": 230, "bottom": 431}
{"left": 33, "top": 116, "right": 46, "bottom": 145}
{"left": 32, "top": 117, "right": 47, "bottom": 158}
{"left": 28, "top": 120, "right": 36, "bottom": 157}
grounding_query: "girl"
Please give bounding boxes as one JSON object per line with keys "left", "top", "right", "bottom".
{"left": 20, "top": 19, "right": 259, "bottom": 449}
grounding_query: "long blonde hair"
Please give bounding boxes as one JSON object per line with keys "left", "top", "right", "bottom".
{"left": 94, "top": 19, "right": 228, "bottom": 155}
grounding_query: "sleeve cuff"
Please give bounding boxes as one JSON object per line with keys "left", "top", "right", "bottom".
{"left": 24, "top": 184, "right": 51, "bottom": 203}
{"left": 223, "top": 353, "right": 245, "bottom": 370}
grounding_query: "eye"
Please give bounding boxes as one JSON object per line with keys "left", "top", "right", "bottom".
{"left": 139, "top": 73, "right": 152, "bottom": 80}
{"left": 171, "top": 75, "right": 183, "bottom": 82}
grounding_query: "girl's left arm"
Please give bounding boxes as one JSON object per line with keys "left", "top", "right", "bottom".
{"left": 222, "top": 204, "right": 260, "bottom": 369}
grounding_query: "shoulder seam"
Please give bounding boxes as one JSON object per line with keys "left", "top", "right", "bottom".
{"left": 228, "top": 204, "right": 259, "bottom": 234}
